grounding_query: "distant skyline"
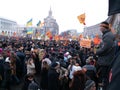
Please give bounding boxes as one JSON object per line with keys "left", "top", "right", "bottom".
{"left": 0, "top": 0, "right": 108, "bottom": 33}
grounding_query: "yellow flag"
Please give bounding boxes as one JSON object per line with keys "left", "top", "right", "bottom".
{"left": 77, "top": 13, "right": 86, "bottom": 25}
{"left": 26, "top": 18, "right": 32, "bottom": 27}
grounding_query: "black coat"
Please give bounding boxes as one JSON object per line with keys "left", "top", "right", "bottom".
{"left": 40, "top": 68, "right": 48, "bottom": 89}
{"left": 48, "top": 68, "right": 60, "bottom": 90}
{"left": 16, "top": 51, "right": 26, "bottom": 78}
{"left": 0, "top": 59, "right": 4, "bottom": 80}
{"left": 96, "top": 30, "right": 115, "bottom": 66}
{"left": 106, "top": 50, "right": 120, "bottom": 90}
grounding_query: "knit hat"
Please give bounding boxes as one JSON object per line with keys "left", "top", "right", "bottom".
{"left": 84, "top": 80, "right": 95, "bottom": 90}
{"left": 100, "top": 21, "right": 109, "bottom": 29}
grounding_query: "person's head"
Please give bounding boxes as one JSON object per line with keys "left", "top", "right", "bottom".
{"left": 100, "top": 21, "right": 110, "bottom": 33}
{"left": 69, "top": 57, "right": 76, "bottom": 65}
{"left": 86, "top": 56, "right": 93, "bottom": 65}
{"left": 0, "top": 54, "right": 3, "bottom": 60}
{"left": 42, "top": 61, "right": 49, "bottom": 69}
{"left": 84, "top": 80, "right": 96, "bottom": 90}
{"left": 27, "top": 58, "right": 34, "bottom": 65}
{"left": 71, "top": 70, "right": 86, "bottom": 90}
{"left": 51, "top": 62, "right": 60, "bottom": 70}
{"left": 18, "top": 44, "right": 24, "bottom": 51}
{"left": 25, "top": 73, "right": 34, "bottom": 81}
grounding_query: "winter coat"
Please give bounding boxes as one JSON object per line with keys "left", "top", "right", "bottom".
{"left": 106, "top": 50, "right": 120, "bottom": 90}
{"left": 0, "top": 59, "right": 4, "bottom": 85}
{"left": 48, "top": 68, "right": 60, "bottom": 90}
{"left": 40, "top": 68, "right": 49, "bottom": 89}
{"left": 16, "top": 51, "right": 26, "bottom": 78}
{"left": 96, "top": 30, "right": 115, "bottom": 66}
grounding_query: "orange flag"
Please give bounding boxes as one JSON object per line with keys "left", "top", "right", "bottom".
{"left": 54, "top": 35, "right": 59, "bottom": 41}
{"left": 77, "top": 13, "right": 86, "bottom": 25}
{"left": 46, "top": 30, "right": 52, "bottom": 39}
{"left": 93, "top": 35, "right": 101, "bottom": 45}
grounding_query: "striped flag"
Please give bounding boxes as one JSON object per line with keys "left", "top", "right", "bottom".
{"left": 27, "top": 27, "right": 33, "bottom": 34}
{"left": 26, "top": 18, "right": 32, "bottom": 26}
{"left": 37, "top": 20, "right": 41, "bottom": 27}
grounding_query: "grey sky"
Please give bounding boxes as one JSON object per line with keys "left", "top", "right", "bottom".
{"left": 0, "top": 0, "right": 108, "bottom": 33}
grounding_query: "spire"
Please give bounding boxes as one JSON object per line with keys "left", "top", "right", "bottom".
{"left": 49, "top": 7, "right": 52, "bottom": 17}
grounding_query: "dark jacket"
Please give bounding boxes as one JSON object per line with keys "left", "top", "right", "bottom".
{"left": 22, "top": 79, "right": 31, "bottom": 90}
{"left": 28, "top": 81, "right": 39, "bottom": 90}
{"left": 0, "top": 59, "right": 4, "bottom": 76}
{"left": 40, "top": 68, "right": 48, "bottom": 89}
{"left": 106, "top": 50, "right": 120, "bottom": 90}
{"left": 1, "top": 62, "right": 11, "bottom": 88}
{"left": 96, "top": 30, "right": 115, "bottom": 66}
{"left": 16, "top": 51, "right": 26, "bottom": 78}
{"left": 48, "top": 68, "right": 60, "bottom": 90}
{"left": 0, "top": 59, "right": 4, "bottom": 85}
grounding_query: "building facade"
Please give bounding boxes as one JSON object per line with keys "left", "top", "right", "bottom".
{"left": 43, "top": 8, "right": 59, "bottom": 36}
{"left": 83, "top": 24, "right": 102, "bottom": 38}
{"left": 0, "top": 18, "right": 17, "bottom": 36}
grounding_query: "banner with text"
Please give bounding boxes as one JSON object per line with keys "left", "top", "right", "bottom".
{"left": 80, "top": 39, "right": 91, "bottom": 48}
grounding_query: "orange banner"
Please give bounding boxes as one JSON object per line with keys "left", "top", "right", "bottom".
{"left": 80, "top": 39, "right": 91, "bottom": 48}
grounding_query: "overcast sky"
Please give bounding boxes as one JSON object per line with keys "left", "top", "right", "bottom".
{"left": 0, "top": 0, "right": 108, "bottom": 33}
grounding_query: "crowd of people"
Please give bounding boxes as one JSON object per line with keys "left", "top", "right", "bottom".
{"left": 0, "top": 21, "right": 120, "bottom": 90}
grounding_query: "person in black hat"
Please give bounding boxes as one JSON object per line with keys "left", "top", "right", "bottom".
{"left": 48, "top": 62, "right": 60, "bottom": 90}
{"left": 95, "top": 21, "right": 115, "bottom": 90}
